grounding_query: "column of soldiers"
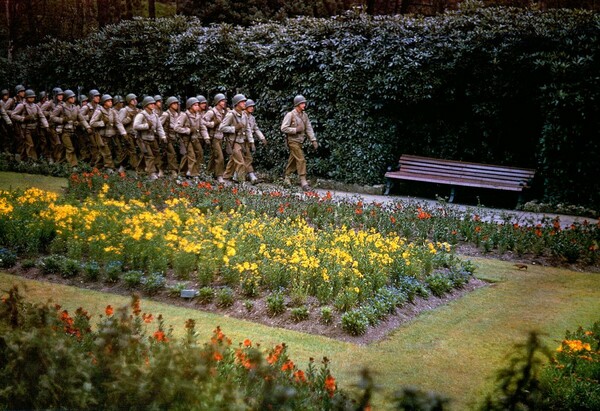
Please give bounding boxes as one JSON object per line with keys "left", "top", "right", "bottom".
{"left": 0, "top": 85, "right": 318, "bottom": 190}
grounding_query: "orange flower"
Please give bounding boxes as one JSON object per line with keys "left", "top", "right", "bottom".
{"left": 143, "top": 313, "right": 154, "bottom": 323}
{"left": 153, "top": 330, "right": 168, "bottom": 342}
{"left": 355, "top": 208, "right": 363, "bottom": 215}
{"left": 475, "top": 226, "right": 481, "bottom": 233}
{"left": 243, "top": 338, "right": 252, "bottom": 347}
{"left": 281, "top": 360, "right": 294, "bottom": 372}
{"left": 390, "top": 216, "right": 396, "bottom": 224}
{"left": 324, "top": 374, "right": 336, "bottom": 397}
{"left": 131, "top": 296, "right": 141, "bottom": 316}
{"left": 105, "top": 305, "right": 114, "bottom": 316}
{"left": 267, "top": 344, "right": 284, "bottom": 364}
{"left": 213, "top": 351, "right": 224, "bottom": 361}
{"left": 417, "top": 207, "right": 431, "bottom": 220}
{"left": 232, "top": 187, "right": 238, "bottom": 195}
{"left": 294, "top": 369, "right": 307, "bottom": 383}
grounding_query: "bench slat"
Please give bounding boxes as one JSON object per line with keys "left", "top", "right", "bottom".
{"left": 398, "top": 165, "right": 531, "bottom": 186}
{"left": 399, "top": 157, "right": 535, "bottom": 179}
{"left": 384, "top": 170, "right": 527, "bottom": 191}
{"left": 400, "top": 155, "right": 536, "bottom": 177}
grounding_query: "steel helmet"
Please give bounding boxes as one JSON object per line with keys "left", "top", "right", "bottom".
{"left": 142, "top": 96, "right": 156, "bottom": 108}
{"left": 15, "top": 85, "right": 25, "bottom": 93}
{"left": 246, "top": 99, "right": 256, "bottom": 108}
{"left": 24, "top": 89, "right": 36, "bottom": 98}
{"left": 186, "top": 97, "right": 199, "bottom": 110}
{"left": 125, "top": 93, "right": 137, "bottom": 104}
{"left": 213, "top": 93, "right": 226, "bottom": 106}
{"left": 153, "top": 95, "right": 162, "bottom": 102}
{"left": 293, "top": 95, "right": 306, "bottom": 106}
{"left": 79, "top": 95, "right": 88, "bottom": 103}
{"left": 64, "top": 89, "right": 76, "bottom": 99}
{"left": 89, "top": 89, "right": 101, "bottom": 98}
{"left": 38, "top": 91, "right": 47, "bottom": 100}
{"left": 53, "top": 87, "right": 64, "bottom": 96}
{"left": 100, "top": 94, "right": 113, "bottom": 105}
{"left": 232, "top": 94, "right": 247, "bottom": 107}
{"left": 113, "top": 95, "right": 123, "bottom": 105}
{"left": 165, "top": 96, "right": 179, "bottom": 107}
{"left": 1, "top": 89, "right": 8, "bottom": 96}
{"left": 196, "top": 95, "right": 207, "bottom": 104}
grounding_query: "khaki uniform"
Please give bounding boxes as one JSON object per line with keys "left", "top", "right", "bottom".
{"left": 281, "top": 109, "right": 316, "bottom": 179}
{"left": 245, "top": 113, "right": 266, "bottom": 175}
{"left": 119, "top": 105, "right": 142, "bottom": 171}
{"left": 175, "top": 110, "right": 209, "bottom": 177}
{"left": 89, "top": 106, "right": 127, "bottom": 170}
{"left": 220, "top": 108, "right": 251, "bottom": 182}
{"left": 10, "top": 102, "right": 49, "bottom": 161}
{"left": 0, "top": 104, "right": 13, "bottom": 153}
{"left": 134, "top": 109, "right": 166, "bottom": 176}
{"left": 160, "top": 108, "right": 181, "bottom": 176}
{"left": 204, "top": 107, "right": 227, "bottom": 178}
{"left": 40, "top": 100, "right": 63, "bottom": 162}
{"left": 51, "top": 102, "right": 91, "bottom": 167}
{"left": 81, "top": 102, "right": 101, "bottom": 167}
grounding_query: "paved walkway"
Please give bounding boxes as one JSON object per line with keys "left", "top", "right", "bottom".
{"left": 308, "top": 187, "right": 598, "bottom": 228}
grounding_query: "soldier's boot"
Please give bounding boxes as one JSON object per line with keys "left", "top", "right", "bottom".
{"left": 217, "top": 176, "right": 226, "bottom": 184}
{"left": 248, "top": 172, "right": 258, "bottom": 185}
{"left": 158, "top": 170, "right": 164, "bottom": 178}
{"left": 299, "top": 175, "right": 310, "bottom": 191}
{"left": 149, "top": 173, "right": 158, "bottom": 181}
{"left": 283, "top": 176, "right": 292, "bottom": 187}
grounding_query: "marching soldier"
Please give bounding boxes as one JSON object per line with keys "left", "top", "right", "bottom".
{"left": 75, "top": 94, "right": 91, "bottom": 162}
{"left": 119, "top": 93, "right": 142, "bottom": 173}
{"left": 0, "top": 90, "right": 13, "bottom": 153}
{"left": 281, "top": 94, "right": 318, "bottom": 191}
{"left": 153, "top": 95, "right": 163, "bottom": 116}
{"left": 51, "top": 89, "right": 92, "bottom": 167}
{"left": 220, "top": 94, "right": 251, "bottom": 183}
{"left": 159, "top": 96, "right": 181, "bottom": 178}
{"left": 175, "top": 97, "right": 209, "bottom": 179}
{"left": 10, "top": 89, "right": 49, "bottom": 161}
{"left": 81, "top": 89, "right": 102, "bottom": 167}
{"left": 4, "top": 85, "right": 25, "bottom": 112}
{"left": 89, "top": 94, "right": 127, "bottom": 172}
{"left": 133, "top": 96, "right": 166, "bottom": 180}
{"left": 41, "top": 88, "right": 65, "bottom": 163}
{"left": 244, "top": 99, "right": 267, "bottom": 184}
{"left": 204, "top": 93, "right": 227, "bottom": 184}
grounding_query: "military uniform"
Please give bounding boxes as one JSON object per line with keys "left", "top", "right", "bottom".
{"left": 133, "top": 96, "right": 166, "bottom": 179}
{"left": 41, "top": 89, "right": 66, "bottom": 163}
{"left": 89, "top": 95, "right": 127, "bottom": 170}
{"left": 119, "top": 94, "right": 142, "bottom": 172}
{"left": 204, "top": 94, "right": 228, "bottom": 181}
{"left": 281, "top": 95, "right": 318, "bottom": 190}
{"left": 51, "top": 90, "right": 92, "bottom": 167}
{"left": 220, "top": 94, "right": 251, "bottom": 182}
{"left": 244, "top": 99, "right": 266, "bottom": 184}
{"left": 10, "top": 91, "right": 50, "bottom": 161}
{"left": 159, "top": 97, "right": 181, "bottom": 178}
{"left": 175, "top": 98, "right": 209, "bottom": 178}
{"left": 81, "top": 90, "right": 102, "bottom": 167}
{"left": 0, "top": 92, "right": 13, "bottom": 153}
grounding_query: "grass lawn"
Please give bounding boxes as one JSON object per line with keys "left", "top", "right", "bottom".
{"left": 2, "top": 258, "right": 598, "bottom": 410}
{"left": 0, "top": 171, "right": 67, "bottom": 193}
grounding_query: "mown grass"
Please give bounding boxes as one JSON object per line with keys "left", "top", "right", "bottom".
{"left": 2, "top": 258, "right": 599, "bottom": 410}
{"left": 0, "top": 171, "right": 67, "bottom": 194}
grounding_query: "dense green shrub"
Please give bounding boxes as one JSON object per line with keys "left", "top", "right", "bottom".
{"left": 0, "top": 248, "right": 17, "bottom": 268}
{"left": 4, "top": 6, "right": 599, "bottom": 208}
{"left": 341, "top": 309, "right": 368, "bottom": 336}
{"left": 216, "top": 286, "right": 235, "bottom": 308}
{"left": 266, "top": 291, "right": 286, "bottom": 317}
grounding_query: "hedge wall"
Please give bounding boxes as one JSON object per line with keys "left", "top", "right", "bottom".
{"left": 6, "top": 5, "right": 600, "bottom": 208}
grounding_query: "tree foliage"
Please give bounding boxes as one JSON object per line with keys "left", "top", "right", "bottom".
{"left": 3, "top": 6, "right": 599, "bottom": 208}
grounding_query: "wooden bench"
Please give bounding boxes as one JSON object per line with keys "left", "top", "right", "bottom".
{"left": 384, "top": 154, "right": 535, "bottom": 203}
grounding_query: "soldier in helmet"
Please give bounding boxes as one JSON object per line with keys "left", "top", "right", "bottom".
{"left": 113, "top": 95, "right": 124, "bottom": 111}
{"left": 89, "top": 94, "right": 127, "bottom": 172}
{"left": 41, "top": 88, "right": 65, "bottom": 163}
{"left": 10, "top": 89, "right": 49, "bottom": 161}
{"left": 159, "top": 96, "right": 181, "bottom": 178}
{"left": 244, "top": 99, "right": 267, "bottom": 184}
{"left": 119, "top": 93, "right": 142, "bottom": 173}
{"left": 204, "top": 93, "right": 228, "bottom": 184}
{"left": 74, "top": 94, "right": 91, "bottom": 162}
{"left": 0, "top": 89, "right": 13, "bottom": 153}
{"left": 51, "top": 90, "right": 92, "bottom": 168}
{"left": 134, "top": 96, "right": 166, "bottom": 180}
{"left": 220, "top": 94, "right": 251, "bottom": 183}
{"left": 281, "top": 95, "right": 318, "bottom": 191}
{"left": 153, "top": 95, "right": 163, "bottom": 116}
{"left": 175, "top": 97, "right": 209, "bottom": 179}
{"left": 4, "top": 85, "right": 26, "bottom": 113}
{"left": 81, "top": 89, "right": 102, "bottom": 167}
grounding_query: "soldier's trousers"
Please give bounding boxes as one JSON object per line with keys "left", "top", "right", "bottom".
{"left": 284, "top": 140, "right": 307, "bottom": 177}
{"left": 122, "top": 134, "right": 140, "bottom": 170}
{"left": 90, "top": 132, "right": 104, "bottom": 168}
{"left": 60, "top": 130, "right": 78, "bottom": 167}
{"left": 224, "top": 142, "right": 246, "bottom": 181}
{"left": 208, "top": 138, "right": 224, "bottom": 178}
{"left": 143, "top": 139, "right": 160, "bottom": 175}
{"left": 179, "top": 136, "right": 203, "bottom": 177}
{"left": 21, "top": 128, "right": 39, "bottom": 161}
{"left": 75, "top": 129, "right": 91, "bottom": 162}
{"left": 243, "top": 142, "right": 255, "bottom": 174}
{"left": 162, "top": 137, "right": 178, "bottom": 173}
{"left": 97, "top": 134, "right": 115, "bottom": 169}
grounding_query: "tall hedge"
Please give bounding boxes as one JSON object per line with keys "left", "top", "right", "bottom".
{"left": 6, "top": 5, "right": 600, "bottom": 208}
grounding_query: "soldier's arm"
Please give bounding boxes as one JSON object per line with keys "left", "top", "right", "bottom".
{"left": 77, "top": 111, "right": 92, "bottom": 131}
{"left": 280, "top": 112, "right": 297, "bottom": 134}
{"left": 50, "top": 105, "right": 64, "bottom": 124}
{"left": 115, "top": 113, "right": 127, "bottom": 135}
{"left": 118, "top": 108, "right": 129, "bottom": 125}
{"left": 203, "top": 110, "right": 216, "bottom": 129}
{"left": 155, "top": 115, "right": 166, "bottom": 139}
{"left": 36, "top": 106, "right": 49, "bottom": 128}
{"left": 41, "top": 101, "right": 53, "bottom": 118}
{"left": 0, "top": 107, "right": 12, "bottom": 125}
{"left": 10, "top": 104, "right": 25, "bottom": 122}
{"left": 218, "top": 112, "right": 235, "bottom": 134}
{"left": 174, "top": 115, "right": 191, "bottom": 135}
{"left": 159, "top": 112, "right": 168, "bottom": 127}
{"left": 305, "top": 114, "right": 316, "bottom": 142}
{"left": 133, "top": 113, "right": 149, "bottom": 132}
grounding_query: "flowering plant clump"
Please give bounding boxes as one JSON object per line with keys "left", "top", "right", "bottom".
{"left": 0, "top": 286, "right": 354, "bottom": 410}
{"left": 540, "top": 321, "right": 600, "bottom": 409}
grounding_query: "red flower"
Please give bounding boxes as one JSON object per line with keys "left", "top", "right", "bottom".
{"left": 142, "top": 313, "right": 154, "bottom": 323}
{"left": 243, "top": 338, "right": 252, "bottom": 347}
{"left": 213, "top": 351, "right": 223, "bottom": 361}
{"left": 281, "top": 360, "right": 294, "bottom": 371}
{"left": 105, "top": 305, "right": 114, "bottom": 316}
{"left": 324, "top": 374, "right": 336, "bottom": 397}
{"left": 294, "top": 369, "right": 307, "bottom": 383}
{"left": 153, "top": 330, "right": 168, "bottom": 342}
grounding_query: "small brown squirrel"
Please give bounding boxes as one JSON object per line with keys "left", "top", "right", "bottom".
{"left": 514, "top": 264, "right": 528, "bottom": 271}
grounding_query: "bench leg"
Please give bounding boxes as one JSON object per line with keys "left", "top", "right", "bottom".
{"left": 384, "top": 178, "right": 393, "bottom": 196}
{"left": 449, "top": 187, "right": 456, "bottom": 203}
